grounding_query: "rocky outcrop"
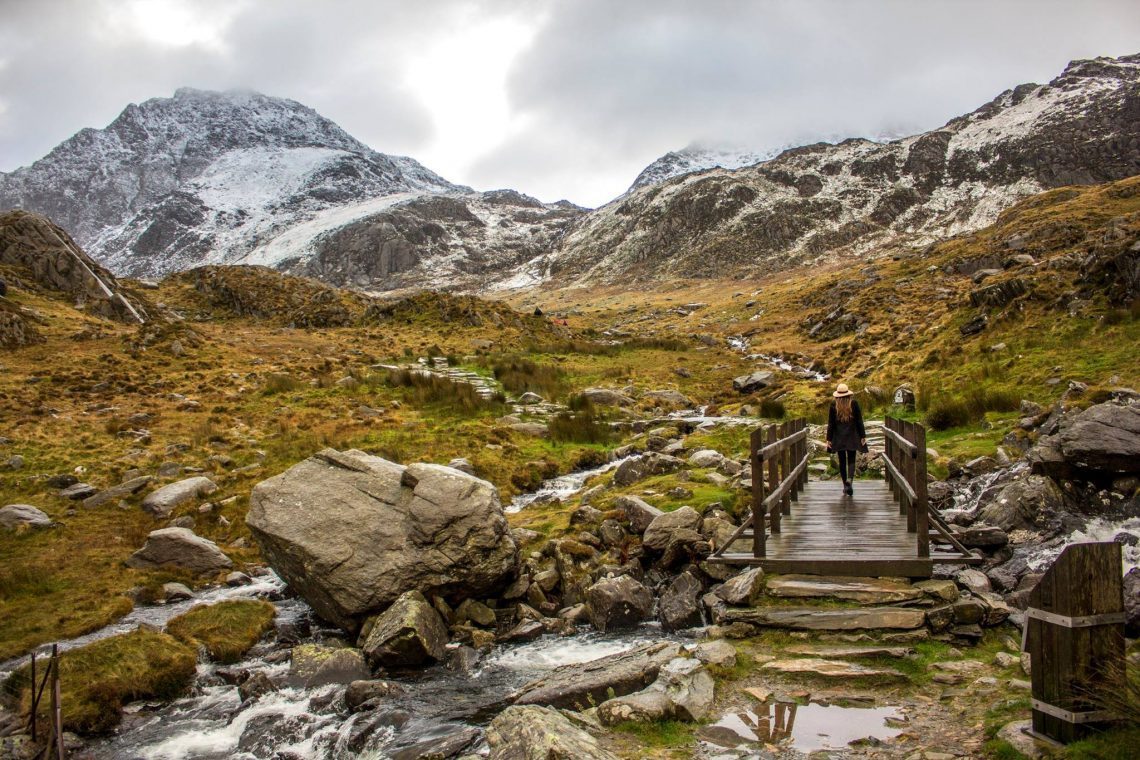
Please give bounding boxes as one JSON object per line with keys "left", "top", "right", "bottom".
{"left": 358, "top": 590, "right": 448, "bottom": 668}
{"left": 486, "top": 705, "right": 617, "bottom": 760}
{"left": 0, "top": 210, "right": 147, "bottom": 323}
{"left": 246, "top": 449, "right": 517, "bottom": 633}
{"left": 597, "top": 657, "right": 715, "bottom": 725}
{"left": 1030, "top": 401, "right": 1140, "bottom": 480}
{"left": 977, "top": 475, "right": 1066, "bottom": 533}
{"left": 513, "top": 641, "right": 684, "bottom": 709}
{"left": 125, "top": 527, "right": 232, "bottom": 575}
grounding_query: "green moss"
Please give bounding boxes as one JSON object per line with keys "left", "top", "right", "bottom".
{"left": 1062, "top": 727, "right": 1140, "bottom": 759}
{"left": 5, "top": 628, "right": 197, "bottom": 734}
{"left": 166, "top": 599, "right": 276, "bottom": 664}
{"left": 613, "top": 719, "right": 697, "bottom": 748}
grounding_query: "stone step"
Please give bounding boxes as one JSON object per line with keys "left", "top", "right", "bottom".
{"left": 723, "top": 606, "right": 926, "bottom": 631}
{"left": 766, "top": 575, "right": 924, "bottom": 605}
{"left": 760, "top": 658, "right": 909, "bottom": 682}
{"left": 784, "top": 644, "right": 915, "bottom": 659}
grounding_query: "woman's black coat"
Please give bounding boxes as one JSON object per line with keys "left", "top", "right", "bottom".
{"left": 827, "top": 399, "right": 866, "bottom": 452}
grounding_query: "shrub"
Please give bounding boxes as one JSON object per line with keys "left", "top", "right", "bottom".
{"left": 385, "top": 370, "right": 505, "bottom": 413}
{"left": 166, "top": 600, "right": 276, "bottom": 664}
{"left": 758, "top": 397, "right": 786, "bottom": 419}
{"left": 261, "top": 373, "right": 304, "bottom": 395}
{"left": 925, "top": 397, "right": 972, "bottom": 431}
{"left": 492, "top": 357, "right": 566, "bottom": 398}
{"left": 549, "top": 411, "right": 615, "bottom": 444}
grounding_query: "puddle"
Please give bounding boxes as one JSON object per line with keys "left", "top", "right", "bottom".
{"left": 699, "top": 700, "right": 904, "bottom": 754}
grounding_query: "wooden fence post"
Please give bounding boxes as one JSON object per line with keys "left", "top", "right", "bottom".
{"left": 781, "top": 421, "right": 792, "bottom": 514}
{"left": 1026, "top": 542, "right": 1125, "bottom": 744}
{"left": 767, "top": 426, "right": 781, "bottom": 533}
{"left": 915, "top": 422, "right": 929, "bottom": 558}
{"left": 751, "top": 427, "right": 765, "bottom": 557}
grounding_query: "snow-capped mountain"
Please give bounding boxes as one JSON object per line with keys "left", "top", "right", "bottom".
{"left": 546, "top": 54, "right": 1140, "bottom": 283}
{"left": 0, "top": 88, "right": 463, "bottom": 279}
{"left": 627, "top": 145, "right": 783, "bottom": 192}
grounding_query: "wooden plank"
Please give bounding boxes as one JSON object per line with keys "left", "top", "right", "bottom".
{"left": 707, "top": 556, "right": 934, "bottom": 577}
{"left": 781, "top": 421, "right": 792, "bottom": 515}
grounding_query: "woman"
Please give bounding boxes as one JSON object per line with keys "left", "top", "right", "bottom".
{"left": 826, "top": 383, "right": 866, "bottom": 496}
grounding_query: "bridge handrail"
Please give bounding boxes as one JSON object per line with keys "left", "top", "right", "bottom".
{"left": 883, "top": 416, "right": 930, "bottom": 559}
{"left": 750, "top": 418, "right": 810, "bottom": 557}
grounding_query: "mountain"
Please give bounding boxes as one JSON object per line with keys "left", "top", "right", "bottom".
{"left": 544, "top": 54, "right": 1140, "bottom": 284}
{"left": 627, "top": 145, "right": 783, "bottom": 192}
{"left": 0, "top": 88, "right": 462, "bottom": 279}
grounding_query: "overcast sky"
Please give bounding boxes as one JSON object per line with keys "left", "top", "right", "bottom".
{"left": 1, "top": 0, "right": 1138, "bottom": 207}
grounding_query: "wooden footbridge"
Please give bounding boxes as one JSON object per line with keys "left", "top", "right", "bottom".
{"left": 709, "top": 417, "right": 981, "bottom": 577}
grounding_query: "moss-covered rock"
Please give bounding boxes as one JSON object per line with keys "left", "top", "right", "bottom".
{"left": 165, "top": 599, "right": 276, "bottom": 663}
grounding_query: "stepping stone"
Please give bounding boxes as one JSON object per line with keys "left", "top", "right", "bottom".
{"left": 784, "top": 644, "right": 914, "bottom": 659}
{"left": 761, "top": 658, "right": 908, "bottom": 682}
{"left": 766, "top": 575, "right": 923, "bottom": 604}
{"left": 723, "top": 606, "right": 926, "bottom": 631}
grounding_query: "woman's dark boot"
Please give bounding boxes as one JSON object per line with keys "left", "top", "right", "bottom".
{"left": 845, "top": 482, "right": 854, "bottom": 496}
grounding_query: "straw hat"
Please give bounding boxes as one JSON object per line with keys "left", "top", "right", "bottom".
{"left": 833, "top": 383, "right": 853, "bottom": 398}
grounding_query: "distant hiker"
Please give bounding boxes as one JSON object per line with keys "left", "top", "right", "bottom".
{"left": 826, "top": 383, "right": 867, "bottom": 496}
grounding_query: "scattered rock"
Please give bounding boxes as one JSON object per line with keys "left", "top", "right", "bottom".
{"left": 58, "top": 483, "right": 97, "bottom": 500}
{"left": 714, "top": 567, "right": 765, "bottom": 606}
{"left": 580, "top": 388, "right": 635, "bottom": 407}
{"left": 486, "top": 705, "right": 618, "bottom": 760}
{"left": 586, "top": 574, "right": 653, "bottom": 632}
{"left": 977, "top": 475, "right": 1065, "bottom": 534}
{"left": 161, "top": 582, "right": 194, "bottom": 602}
{"left": 345, "top": 679, "right": 406, "bottom": 711}
{"left": 0, "top": 504, "right": 52, "bottom": 531}
{"left": 513, "top": 641, "right": 683, "bottom": 709}
{"left": 613, "top": 495, "right": 663, "bottom": 533}
{"left": 141, "top": 477, "right": 219, "bottom": 519}
{"left": 289, "top": 644, "right": 371, "bottom": 687}
{"left": 659, "top": 572, "right": 704, "bottom": 631}
{"left": 643, "top": 506, "right": 702, "bottom": 552}
{"left": 693, "top": 639, "right": 737, "bottom": 668}
{"left": 733, "top": 371, "right": 775, "bottom": 393}
{"left": 687, "top": 449, "right": 726, "bottom": 468}
{"left": 358, "top": 590, "right": 448, "bottom": 668}
{"left": 126, "top": 527, "right": 232, "bottom": 575}
{"left": 82, "top": 475, "right": 153, "bottom": 509}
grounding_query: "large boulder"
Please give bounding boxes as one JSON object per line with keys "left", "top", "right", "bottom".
{"left": 486, "top": 705, "right": 618, "bottom": 760}
{"left": 586, "top": 575, "right": 653, "bottom": 632}
{"left": 0, "top": 504, "right": 52, "bottom": 531}
{"left": 246, "top": 449, "right": 517, "bottom": 633}
{"left": 1030, "top": 402, "right": 1140, "bottom": 479}
{"left": 141, "top": 476, "right": 218, "bottom": 519}
{"left": 358, "top": 590, "right": 449, "bottom": 668}
{"left": 125, "top": 527, "right": 232, "bottom": 575}
{"left": 580, "top": 388, "right": 635, "bottom": 407}
{"left": 977, "top": 475, "right": 1066, "bottom": 533}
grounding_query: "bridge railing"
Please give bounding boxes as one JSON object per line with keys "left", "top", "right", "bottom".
{"left": 749, "top": 418, "right": 810, "bottom": 557}
{"left": 882, "top": 416, "right": 930, "bottom": 558}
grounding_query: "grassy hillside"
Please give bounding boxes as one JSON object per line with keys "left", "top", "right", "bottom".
{"left": 1, "top": 177, "right": 1137, "bottom": 662}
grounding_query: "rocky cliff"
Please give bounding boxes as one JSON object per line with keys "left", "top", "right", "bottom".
{"left": 546, "top": 54, "right": 1140, "bottom": 284}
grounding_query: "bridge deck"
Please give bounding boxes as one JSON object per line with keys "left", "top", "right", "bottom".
{"left": 710, "top": 479, "right": 970, "bottom": 577}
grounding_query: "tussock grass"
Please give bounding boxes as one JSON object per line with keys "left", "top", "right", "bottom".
{"left": 384, "top": 369, "right": 506, "bottom": 413}
{"left": 4, "top": 628, "right": 196, "bottom": 734}
{"left": 261, "top": 372, "right": 305, "bottom": 395}
{"left": 166, "top": 599, "right": 276, "bottom": 663}
{"left": 548, "top": 411, "right": 615, "bottom": 444}
{"left": 491, "top": 357, "right": 566, "bottom": 399}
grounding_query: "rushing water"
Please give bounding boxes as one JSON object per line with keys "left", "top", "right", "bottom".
{"left": 726, "top": 337, "right": 829, "bottom": 382}
{"left": 504, "top": 455, "right": 633, "bottom": 514}
{"left": 79, "top": 611, "right": 677, "bottom": 760}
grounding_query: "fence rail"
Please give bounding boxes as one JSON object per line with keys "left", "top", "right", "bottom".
{"left": 23, "top": 644, "right": 65, "bottom": 760}
{"left": 882, "top": 416, "right": 930, "bottom": 559}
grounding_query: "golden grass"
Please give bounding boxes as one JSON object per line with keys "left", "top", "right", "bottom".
{"left": 166, "top": 599, "right": 277, "bottom": 664}
{"left": 4, "top": 628, "right": 196, "bottom": 734}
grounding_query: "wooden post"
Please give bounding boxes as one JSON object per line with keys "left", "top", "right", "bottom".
{"left": 29, "top": 652, "right": 36, "bottom": 740}
{"left": 751, "top": 427, "right": 766, "bottom": 558}
{"left": 781, "top": 421, "right": 792, "bottom": 515}
{"left": 1027, "top": 542, "right": 1125, "bottom": 744}
{"left": 915, "top": 422, "right": 930, "bottom": 558}
{"left": 901, "top": 420, "right": 913, "bottom": 521}
{"left": 52, "top": 644, "right": 63, "bottom": 760}
{"left": 767, "top": 426, "right": 781, "bottom": 533}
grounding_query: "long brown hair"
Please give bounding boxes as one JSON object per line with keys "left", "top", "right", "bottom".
{"left": 835, "top": 395, "right": 854, "bottom": 422}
